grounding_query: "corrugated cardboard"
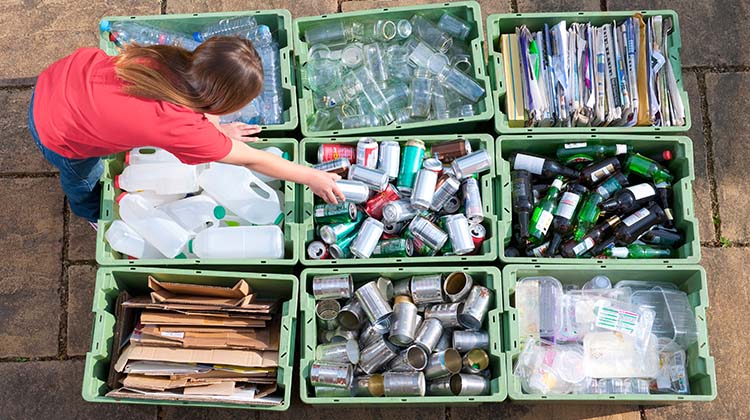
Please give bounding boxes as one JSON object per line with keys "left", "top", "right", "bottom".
{"left": 137, "top": 321, "right": 278, "bottom": 351}
{"left": 106, "top": 387, "right": 283, "bottom": 406}
{"left": 139, "top": 311, "right": 266, "bottom": 328}
{"left": 123, "top": 296, "right": 276, "bottom": 314}
{"left": 182, "top": 381, "right": 236, "bottom": 396}
{"left": 114, "top": 344, "right": 278, "bottom": 372}
{"left": 149, "top": 277, "right": 255, "bottom": 308}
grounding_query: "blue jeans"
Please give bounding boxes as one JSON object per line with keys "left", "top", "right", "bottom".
{"left": 28, "top": 91, "right": 103, "bottom": 222}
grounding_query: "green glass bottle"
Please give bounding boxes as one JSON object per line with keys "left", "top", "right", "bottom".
{"left": 556, "top": 143, "right": 632, "bottom": 164}
{"left": 624, "top": 153, "right": 674, "bottom": 184}
{"left": 528, "top": 177, "right": 564, "bottom": 242}
{"left": 605, "top": 244, "right": 672, "bottom": 259}
{"left": 573, "top": 193, "right": 603, "bottom": 241}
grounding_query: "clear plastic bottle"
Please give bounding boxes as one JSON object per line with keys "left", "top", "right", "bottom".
{"left": 116, "top": 193, "right": 191, "bottom": 258}
{"left": 115, "top": 163, "right": 199, "bottom": 195}
{"left": 125, "top": 147, "right": 180, "bottom": 165}
{"left": 256, "top": 42, "right": 285, "bottom": 124}
{"left": 410, "top": 69, "right": 433, "bottom": 118}
{"left": 101, "top": 21, "right": 200, "bottom": 51}
{"left": 198, "top": 162, "right": 281, "bottom": 225}
{"left": 190, "top": 225, "right": 284, "bottom": 259}
{"left": 104, "top": 220, "right": 165, "bottom": 259}
{"left": 159, "top": 195, "right": 225, "bottom": 234}
{"left": 237, "top": 24, "right": 272, "bottom": 47}
{"left": 192, "top": 16, "right": 259, "bottom": 42}
{"left": 219, "top": 100, "right": 262, "bottom": 125}
{"left": 437, "top": 66, "right": 485, "bottom": 103}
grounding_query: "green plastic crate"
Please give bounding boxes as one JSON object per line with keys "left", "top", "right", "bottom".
{"left": 495, "top": 135, "right": 700, "bottom": 264}
{"left": 293, "top": 1, "right": 494, "bottom": 138}
{"left": 486, "top": 10, "right": 690, "bottom": 135}
{"left": 299, "top": 134, "right": 498, "bottom": 266}
{"left": 299, "top": 266, "right": 506, "bottom": 405}
{"left": 98, "top": 10, "right": 298, "bottom": 133}
{"left": 82, "top": 267, "right": 298, "bottom": 410}
{"left": 502, "top": 264, "right": 716, "bottom": 403}
{"left": 96, "top": 138, "right": 299, "bottom": 267}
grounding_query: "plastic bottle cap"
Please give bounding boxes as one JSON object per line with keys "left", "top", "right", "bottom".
{"left": 99, "top": 20, "right": 111, "bottom": 32}
{"left": 124, "top": 151, "right": 131, "bottom": 165}
{"left": 175, "top": 252, "right": 187, "bottom": 259}
{"left": 282, "top": 151, "right": 290, "bottom": 161}
{"left": 115, "top": 192, "right": 128, "bottom": 204}
{"left": 114, "top": 175, "right": 121, "bottom": 190}
{"left": 192, "top": 32, "right": 204, "bottom": 42}
{"left": 187, "top": 240, "right": 194, "bottom": 254}
{"left": 213, "top": 206, "right": 226, "bottom": 220}
{"left": 663, "top": 150, "right": 673, "bottom": 161}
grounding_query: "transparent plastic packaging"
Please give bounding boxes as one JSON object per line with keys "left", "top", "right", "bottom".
{"left": 631, "top": 287, "right": 699, "bottom": 350}
{"left": 190, "top": 226, "right": 284, "bottom": 259}
{"left": 515, "top": 276, "right": 564, "bottom": 343}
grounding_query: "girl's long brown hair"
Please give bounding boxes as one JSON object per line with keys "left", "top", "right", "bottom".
{"left": 114, "top": 36, "right": 264, "bottom": 115}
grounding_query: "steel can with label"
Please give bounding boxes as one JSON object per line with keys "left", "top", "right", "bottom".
{"left": 378, "top": 140, "right": 401, "bottom": 180}
{"left": 319, "top": 143, "right": 356, "bottom": 163}
{"left": 396, "top": 139, "right": 426, "bottom": 192}
{"left": 356, "top": 137, "right": 379, "bottom": 169}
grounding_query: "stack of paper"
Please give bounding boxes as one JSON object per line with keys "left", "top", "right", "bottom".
{"left": 106, "top": 277, "right": 284, "bottom": 406}
{"left": 500, "top": 15, "right": 685, "bottom": 128}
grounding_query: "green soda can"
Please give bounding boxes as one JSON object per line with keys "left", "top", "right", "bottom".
{"left": 573, "top": 193, "right": 604, "bottom": 241}
{"left": 403, "top": 228, "right": 437, "bottom": 256}
{"left": 624, "top": 153, "right": 673, "bottom": 184}
{"left": 396, "top": 139, "right": 426, "bottom": 193}
{"left": 372, "top": 238, "right": 414, "bottom": 257}
{"left": 319, "top": 212, "right": 364, "bottom": 245}
{"left": 329, "top": 231, "right": 357, "bottom": 259}
{"left": 440, "top": 240, "right": 454, "bottom": 256}
{"left": 314, "top": 202, "right": 359, "bottom": 224}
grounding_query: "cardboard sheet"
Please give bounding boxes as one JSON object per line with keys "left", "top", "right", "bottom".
{"left": 139, "top": 312, "right": 266, "bottom": 328}
{"left": 114, "top": 344, "right": 278, "bottom": 372}
{"left": 148, "top": 277, "right": 255, "bottom": 308}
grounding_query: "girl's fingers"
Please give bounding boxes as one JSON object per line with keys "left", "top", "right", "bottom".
{"left": 332, "top": 185, "right": 346, "bottom": 202}
{"left": 244, "top": 137, "right": 259, "bottom": 143}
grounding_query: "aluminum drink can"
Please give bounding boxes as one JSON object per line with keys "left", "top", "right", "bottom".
{"left": 350, "top": 217, "right": 384, "bottom": 258}
{"left": 307, "top": 241, "right": 328, "bottom": 260}
{"left": 469, "top": 223, "right": 486, "bottom": 253}
{"left": 378, "top": 140, "right": 401, "bottom": 180}
{"left": 408, "top": 216, "right": 449, "bottom": 250}
{"left": 383, "top": 220, "right": 406, "bottom": 235}
{"left": 330, "top": 232, "right": 357, "bottom": 259}
{"left": 319, "top": 143, "right": 356, "bottom": 163}
{"left": 314, "top": 157, "right": 351, "bottom": 177}
{"left": 430, "top": 175, "right": 461, "bottom": 211}
{"left": 403, "top": 229, "right": 438, "bottom": 256}
{"left": 365, "top": 184, "right": 401, "bottom": 219}
{"left": 411, "top": 168, "right": 439, "bottom": 210}
{"left": 431, "top": 139, "right": 472, "bottom": 163}
{"left": 457, "top": 285, "right": 491, "bottom": 331}
{"left": 451, "top": 149, "right": 492, "bottom": 179}
{"left": 336, "top": 180, "right": 371, "bottom": 203}
{"left": 348, "top": 164, "right": 389, "bottom": 192}
{"left": 314, "top": 202, "right": 359, "bottom": 224}
{"left": 319, "top": 213, "right": 364, "bottom": 245}
{"left": 396, "top": 139, "right": 426, "bottom": 192}
{"left": 442, "top": 195, "right": 461, "bottom": 214}
{"left": 312, "top": 274, "right": 354, "bottom": 300}
{"left": 444, "top": 214, "right": 474, "bottom": 255}
{"left": 461, "top": 177, "right": 484, "bottom": 223}
{"left": 382, "top": 199, "right": 419, "bottom": 224}
{"left": 356, "top": 137, "right": 379, "bottom": 168}
{"left": 372, "top": 237, "right": 414, "bottom": 257}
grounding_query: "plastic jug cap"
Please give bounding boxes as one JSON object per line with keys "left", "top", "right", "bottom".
{"left": 282, "top": 151, "right": 290, "bottom": 161}
{"left": 99, "top": 20, "right": 111, "bottom": 32}
{"left": 115, "top": 192, "right": 128, "bottom": 204}
{"left": 213, "top": 206, "right": 226, "bottom": 220}
{"left": 114, "top": 175, "right": 121, "bottom": 190}
{"left": 175, "top": 252, "right": 188, "bottom": 259}
{"left": 192, "top": 32, "right": 204, "bottom": 42}
{"left": 187, "top": 240, "right": 194, "bottom": 254}
{"left": 124, "top": 151, "right": 131, "bottom": 165}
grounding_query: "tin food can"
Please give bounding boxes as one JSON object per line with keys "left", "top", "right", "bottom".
{"left": 310, "top": 361, "right": 353, "bottom": 388}
{"left": 313, "top": 274, "right": 354, "bottom": 300}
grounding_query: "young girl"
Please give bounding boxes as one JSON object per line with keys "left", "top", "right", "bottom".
{"left": 29, "top": 36, "right": 343, "bottom": 226}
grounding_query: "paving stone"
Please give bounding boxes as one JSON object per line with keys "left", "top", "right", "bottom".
{"left": 0, "top": 359, "right": 156, "bottom": 419}
{"left": 0, "top": 1, "right": 160, "bottom": 79}
{"left": 0, "top": 88, "right": 55, "bottom": 174}
{"left": 705, "top": 72, "right": 750, "bottom": 242}
{"left": 681, "top": 71, "right": 714, "bottom": 243}
{"left": 167, "top": 0, "right": 339, "bottom": 18}
{"left": 642, "top": 247, "right": 750, "bottom": 419}
{"left": 0, "top": 178, "right": 63, "bottom": 358}
{"left": 451, "top": 403, "right": 640, "bottom": 420}
{"left": 607, "top": 0, "right": 750, "bottom": 68}
{"left": 67, "top": 264, "right": 97, "bottom": 356}
{"left": 517, "top": 0, "right": 601, "bottom": 13}
{"left": 67, "top": 205, "right": 97, "bottom": 261}
{"left": 162, "top": 406, "right": 259, "bottom": 420}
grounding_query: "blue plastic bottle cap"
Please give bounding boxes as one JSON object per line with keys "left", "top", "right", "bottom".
{"left": 99, "top": 20, "right": 111, "bottom": 32}
{"left": 282, "top": 152, "right": 290, "bottom": 161}
{"left": 192, "top": 32, "right": 204, "bottom": 42}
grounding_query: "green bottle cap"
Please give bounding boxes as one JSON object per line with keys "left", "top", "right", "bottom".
{"left": 176, "top": 251, "right": 188, "bottom": 259}
{"left": 187, "top": 240, "right": 194, "bottom": 254}
{"left": 213, "top": 206, "right": 226, "bottom": 220}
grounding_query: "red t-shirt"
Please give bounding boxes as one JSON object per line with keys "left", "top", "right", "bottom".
{"left": 33, "top": 48, "right": 233, "bottom": 165}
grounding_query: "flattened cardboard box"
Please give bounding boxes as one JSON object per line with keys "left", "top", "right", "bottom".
{"left": 114, "top": 344, "right": 278, "bottom": 372}
{"left": 148, "top": 277, "right": 255, "bottom": 308}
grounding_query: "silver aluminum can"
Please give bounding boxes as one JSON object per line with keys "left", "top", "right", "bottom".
{"left": 352, "top": 374, "right": 385, "bottom": 397}
{"left": 359, "top": 335, "right": 400, "bottom": 374}
{"left": 387, "top": 344, "right": 428, "bottom": 372}
{"left": 435, "top": 328, "right": 453, "bottom": 351}
{"left": 315, "top": 386, "right": 353, "bottom": 397}
{"left": 388, "top": 296, "right": 419, "bottom": 346}
{"left": 392, "top": 277, "right": 411, "bottom": 297}
{"left": 383, "top": 372, "right": 426, "bottom": 397}
{"left": 348, "top": 164, "right": 389, "bottom": 192}
{"left": 410, "top": 168, "right": 439, "bottom": 210}
{"left": 316, "top": 339, "right": 360, "bottom": 364}
{"left": 307, "top": 240, "right": 328, "bottom": 260}
{"left": 458, "top": 285, "right": 491, "bottom": 331}
{"left": 424, "top": 302, "right": 461, "bottom": 328}
{"left": 461, "top": 177, "right": 484, "bottom": 223}
{"left": 424, "top": 348, "right": 462, "bottom": 379}
{"left": 452, "top": 330, "right": 489, "bottom": 352}
{"left": 383, "top": 220, "right": 406, "bottom": 235}
{"left": 382, "top": 199, "right": 419, "bottom": 224}
{"left": 378, "top": 140, "right": 401, "bottom": 180}
{"left": 331, "top": 326, "right": 359, "bottom": 343}
{"left": 442, "top": 195, "right": 461, "bottom": 213}
{"left": 410, "top": 274, "right": 444, "bottom": 305}
{"left": 316, "top": 299, "right": 341, "bottom": 331}
{"left": 336, "top": 180, "right": 371, "bottom": 203}
{"left": 430, "top": 175, "right": 461, "bottom": 211}
{"left": 356, "top": 137, "right": 379, "bottom": 169}
{"left": 310, "top": 361, "right": 353, "bottom": 388}
{"left": 451, "top": 149, "right": 492, "bottom": 179}
{"left": 443, "top": 272, "right": 473, "bottom": 302}
{"left": 462, "top": 348, "right": 489, "bottom": 374}
{"left": 426, "top": 375, "right": 456, "bottom": 396}
{"left": 408, "top": 216, "right": 448, "bottom": 250}
{"left": 337, "top": 298, "right": 366, "bottom": 330}
{"left": 313, "top": 274, "right": 354, "bottom": 300}
{"left": 413, "top": 317, "right": 443, "bottom": 353}
{"left": 350, "top": 217, "right": 384, "bottom": 258}
{"left": 445, "top": 213, "right": 474, "bottom": 255}
{"left": 355, "top": 281, "right": 392, "bottom": 333}
{"left": 452, "top": 373, "right": 489, "bottom": 396}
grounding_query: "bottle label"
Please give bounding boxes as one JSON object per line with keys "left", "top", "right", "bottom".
{"left": 573, "top": 237, "right": 595, "bottom": 256}
{"left": 595, "top": 306, "right": 640, "bottom": 335}
{"left": 532, "top": 242, "right": 549, "bottom": 257}
{"left": 623, "top": 208, "right": 651, "bottom": 227}
{"left": 564, "top": 142, "right": 587, "bottom": 149}
{"left": 535, "top": 210, "right": 554, "bottom": 235}
{"left": 551, "top": 178, "right": 564, "bottom": 190}
{"left": 616, "top": 144, "right": 628, "bottom": 155}
{"left": 514, "top": 154, "right": 546, "bottom": 175}
{"left": 590, "top": 164, "right": 615, "bottom": 183}
{"left": 609, "top": 247, "right": 629, "bottom": 258}
{"left": 627, "top": 183, "right": 656, "bottom": 201}
{"left": 554, "top": 192, "right": 581, "bottom": 219}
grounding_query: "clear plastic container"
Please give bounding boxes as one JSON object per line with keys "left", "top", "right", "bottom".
{"left": 116, "top": 193, "right": 191, "bottom": 258}
{"left": 582, "top": 332, "right": 659, "bottom": 379}
{"left": 104, "top": 220, "right": 164, "bottom": 259}
{"left": 557, "top": 288, "right": 633, "bottom": 343}
{"left": 515, "top": 276, "right": 563, "bottom": 343}
{"left": 631, "top": 287, "right": 699, "bottom": 350}
{"left": 125, "top": 147, "right": 180, "bottom": 165}
{"left": 189, "top": 225, "right": 285, "bottom": 259}
{"left": 198, "top": 163, "right": 281, "bottom": 225}
{"left": 115, "top": 163, "right": 199, "bottom": 195}
{"left": 514, "top": 339, "right": 587, "bottom": 395}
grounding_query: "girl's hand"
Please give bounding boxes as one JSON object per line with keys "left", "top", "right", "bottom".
{"left": 220, "top": 122, "right": 262, "bottom": 142}
{"left": 308, "top": 170, "right": 346, "bottom": 204}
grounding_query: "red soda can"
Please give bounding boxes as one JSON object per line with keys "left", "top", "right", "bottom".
{"left": 356, "top": 137, "right": 379, "bottom": 169}
{"left": 365, "top": 184, "right": 401, "bottom": 219}
{"left": 318, "top": 144, "right": 356, "bottom": 164}
{"left": 469, "top": 223, "right": 486, "bottom": 254}
{"left": 381, "top": 232, "right": 399, "bottom": 240}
